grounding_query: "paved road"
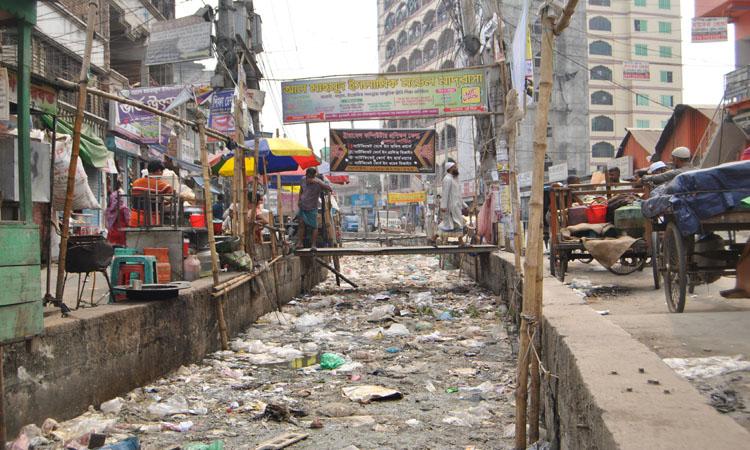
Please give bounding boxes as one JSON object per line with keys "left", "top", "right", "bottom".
{"left": 553, "top": 257, "right": 750, "bottom": 431}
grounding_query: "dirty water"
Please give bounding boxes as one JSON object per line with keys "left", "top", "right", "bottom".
{"left": 15, "top": 250, "right": 520, "bottom": 450}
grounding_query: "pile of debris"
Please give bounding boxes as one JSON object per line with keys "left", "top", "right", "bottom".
{"left": 11, "top": 252, "right": 519, "bottom": 449}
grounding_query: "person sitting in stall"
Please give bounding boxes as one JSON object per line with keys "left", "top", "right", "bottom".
{"left": 222, "top": 205, "right": 234, "bottom": 234}
{"left": 296, "top": 167, "right": 333, "bottom": 250}
{"left": 248, "top": 191, "right": 269, "bottom": 244}
{"left": 105, "top": 179, "right": 130, "bottom": 247}
{"left": 129, "top": 160, "right": 173, "bottom": 227}
{"left": 637, "top": 146, "right": 694, "bottom": 187}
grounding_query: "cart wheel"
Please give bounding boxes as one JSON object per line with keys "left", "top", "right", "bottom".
{"left": 651, "top": 231, "right": 661, "bottom": 290}
{"left": 607, "top": 255, "right": 646, "bottom": 275}
{"left": 663, "top": 222, "right": 687, "bottom": 313}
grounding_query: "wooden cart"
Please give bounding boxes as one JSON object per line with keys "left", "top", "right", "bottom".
{"left": 651, "top": 209, "right": 750, "bottom": 313}
{"left": 548, "top": 182, "right": 652, "bottom": 282}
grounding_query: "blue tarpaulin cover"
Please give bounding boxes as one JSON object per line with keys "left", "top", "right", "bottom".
{"left": 641, "top": 161, "right": 750, "bottom": 235}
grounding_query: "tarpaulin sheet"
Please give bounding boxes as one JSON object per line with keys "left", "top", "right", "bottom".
{"left": 641, "top": 161, "right": 750, "bottom": 235}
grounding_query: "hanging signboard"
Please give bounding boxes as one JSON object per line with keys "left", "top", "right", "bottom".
{"left": 282, "top": 68, "right": 489, "bottom": 123}
{"left": 329, "top": 129, "right": 435, "bottom": 173}
{"left": 111, "top": 85, "right": 187, "bottom": 144}
{"left": 0, "top": 68, "right": 8, "bottom": 121}
{"left": 691, "top": 17, "right": 728, "bottom": 42}
{"left": 623, "top": 61, "right": 650, "bottom": 80}
{"left": 208, "top": 89, "right": 235, "bottom": 142}
{"left": 146, "top": 16, "right": 212, "bottom": 65}
{"left": 388, "top": 191, "right": 426, "bottom": 203}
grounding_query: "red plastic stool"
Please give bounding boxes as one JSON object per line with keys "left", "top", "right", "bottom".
{"left": 115, "top": 263, "right": 146, "bottom": 301}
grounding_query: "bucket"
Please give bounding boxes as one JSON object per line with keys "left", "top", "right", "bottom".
{"left": 213, "top": 220, "right": 223, "bottom": 234}
{"left": 190, "top": 214, "right": 206, "bottom": 228}
{"left": 586, "top": 203, "right": 607, "bottom": 224}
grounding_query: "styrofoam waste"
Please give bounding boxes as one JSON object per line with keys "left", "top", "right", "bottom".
{"left": 100, "top": 397, "right": 125, "bottom": 415}
{"left": 663, "top": 355, "right": 750, "bottom": 380}
{"left": 383, "top": 323, "right": 409, "bottom": 337}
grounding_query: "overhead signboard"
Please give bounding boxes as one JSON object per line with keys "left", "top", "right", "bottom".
{"left": 146, "top": 16, "right": 212, "bottom": 65}
{"left": 691, "top": 17, "right": 728, "bottom": 43}
{"left": 8, "top": 70, "right": 56, "bottom": 114}
{"left": 623, "top": 61, "right": 649, "bottom": 80}
{"left": 111, "top": 85, "right": 193, "bottom": 144}
{"left": 282, "top": 68, "right": 489, "bottom": 123}
{"left": 329, "top": 129, "right": 435, "bottom": 174}
{"left": 388, "top": 191, "right": 426, "bottom": 204}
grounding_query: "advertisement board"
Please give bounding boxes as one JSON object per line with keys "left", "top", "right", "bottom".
{"left": 282, "top": 68, "right": 488, "bottom": 123}
{"left": 146, "top": 16, "right": 212, "bottom": 65}
{"left": 351, "top": 193, "right": 375, "bottom": 208}
{"left": 329, "top": 129, "right": 435, "bottom": 173}
{"left": 623, "top": 61, "right": 650, "bottom": 80}
{"left": 691, "top": 17, "right": 728, "bottom": 42}
{"left": 388, "top": 191, "right": 426, "bottom": 204}
{"left": 208, "top": 89, "right": 235, "bottom": 142}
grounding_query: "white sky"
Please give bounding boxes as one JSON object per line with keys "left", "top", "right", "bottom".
{"left": 176, "top": 0, "right": 736, "bottom": 151}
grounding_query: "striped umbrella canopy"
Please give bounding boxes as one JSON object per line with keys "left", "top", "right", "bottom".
{"left": 213, "top": 138, "right": 320, "bottom": 177}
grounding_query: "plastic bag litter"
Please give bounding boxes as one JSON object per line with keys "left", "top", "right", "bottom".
{"left": 366, "top": 305, "right": 395, "bottom": 322}
{"left": 442, "top": 405, "right": 492, "bottom": 427}
{"left": 100, "top": 397, "right": 125, "bottom": 415}
{"left": 270, "top": 345, "right": 304, "bottom": 361}
{"left": 219, "top": 366, "right": 242, "bottom": 379}
{"left": 183, "top": 440, "right": 224, "bottom": 450}
{"left": 663, "top": 355, "right": 750, "bottom": 380}
{"left": 258, "top": 311, "right": 294, "bottom": 325}
{"left": 341, "top": 385, "right": 403, "bottom": 403}
{"left": 99, "top": 436, "right": 140, "bottom": 450}
{"left": 295, "top": 313, "right": 326, "bottom": 327}
{"left": 383, "top": 323, "right": 409, "bottom": 337}
{"left": 320, "top": 353, "right": 347, "bottom": 370}
{"left": 417, "top": 331, "right": 452, "bottom": 343}
{"left": 9, "top": 434, "right": 29, "bottom": 450}
{"left": 147, "top": 394, "right": 189, "bottom": 417}
{"left": 362, "top": 328, "right": 384, "bottom": 339}
{"left": 160, "top": 421, "right": 194, "bottom": 432}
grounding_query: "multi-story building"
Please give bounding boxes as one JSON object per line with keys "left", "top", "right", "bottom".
{"left": 586, "top": 0, "right": 683, "bottom": 170}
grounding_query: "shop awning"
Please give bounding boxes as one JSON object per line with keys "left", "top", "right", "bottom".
{"left": 192, "top": 176, "right": 221, "bottom": 194}
{"left": 42, "top": 115, "right": 111, "bottom": 168}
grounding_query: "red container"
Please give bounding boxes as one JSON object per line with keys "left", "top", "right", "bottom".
{"left": 156, "top": 261, "right": 171, "bottom": 284}
{"left": 586, "top": 203, "right": 607, "bottom": 224}
{"left": 144, "top": 248, "right": 169, "bottom": 263}
{"left": 190, "top": 214, "right": 206, "bottom": 228}
{"left": 183, "top": 239, "right": 190, "bottom": 256}
{"left": 213, "top": 220, "right": 223, "bottom": 234}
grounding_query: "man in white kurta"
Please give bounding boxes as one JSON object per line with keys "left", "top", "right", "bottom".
{"left": 428, "top": 162, "right": 467, "bottom": 246}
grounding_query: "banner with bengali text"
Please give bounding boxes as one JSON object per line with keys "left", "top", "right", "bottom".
{"left": 388, "top": 191, "right": 427, "bottom": 204}
{"left": 330, "top": 128, "right": 435, "bottom": 174}
{"left": 282, "top": 68, "right": 489, "bottom": 123}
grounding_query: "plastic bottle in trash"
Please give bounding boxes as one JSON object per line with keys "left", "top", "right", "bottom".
{"left": 183, "top": 255, "right": 201, "bottom": 281}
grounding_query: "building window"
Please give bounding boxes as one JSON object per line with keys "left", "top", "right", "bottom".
{"left": 659, "top": 46, "right": 672, "bottom": 58}
{"left": 635, "top": 44, "right": 648, "bottom": 56}
{"left": 589, "top": 0, "right": 611, "bottom": 6}
{"left": 660, "top": 71, "right": 673, "bottom": 83}
{"left": 658, "top": 0, "right": 670, "bottom": 9}
{"left": 397, "top": 57, "right": 408, "bottom": 71}
{"left": 634, "top": 19, "right": 647, "bottom": 32}
{"left": 589, "top": 40, "right": 612, "bottom": 56}
{"left": 634, "top": 0, "right": 646, "bottom": 6}
{"left": 636, "top": 119, "right": 650, "bottom": 128}
{"left": 661, "top": 120, "right": 669, "bottom": 127}
{"left": 658, "top": 22, "right": 671, "bottom": 33}
{"left": 636, "top": 94, "right": 650, "bottom": 106}
{"left": 589, "top": 16, "right": 611, "bottom": 31}
{"left": 446, "top": 125, "right": 457, "bottom": 148}
{"left": 387, "top": 64, "right": 397, "bottom": 73}
{"left": 592, "top": 141, "right": 615, "bottom": 157}
{"left": 386, "top": 40, "right": 396, "bottom": 60}
{"left": 661, "top": 95, "right": 674, "bottom": 107}
{"left": 592, "top": 115, "right": 614, "bottom": 132}
{"left": 591, "top": 65, "right": 612, "bottom": 80}
{"left": 591, "top": 90, "right": 613, "bottom": 105}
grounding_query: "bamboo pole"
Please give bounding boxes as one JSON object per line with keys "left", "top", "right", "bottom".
{"left": 509, "top": 125, "right": 522, "bottom": 267}
{"left": 55, "top": 1, "right": 98, "bottom": 302}
{"left": 211, "top": 255, "right": 283, "bottom": 298}
{"left": 277, "top": 172, "right": 284, "bottom": 235}
{"left": 248, "top": 139, "right": 260, "bottom": 257}
{"left": 515, "top": 3, "right": 578, "bottom": 448}
{"left": 0, "top": 346, "right": 5, "bottom": 448}
{"left": 198, "top": 121, "right": 226, "bottom": 348}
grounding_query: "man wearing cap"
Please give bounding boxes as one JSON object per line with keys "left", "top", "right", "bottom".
{"left": 428, "top": 161, "right": 468, "bottom": 246}
{"left": 639, "top": 146, "right": 694, "bottom": 186}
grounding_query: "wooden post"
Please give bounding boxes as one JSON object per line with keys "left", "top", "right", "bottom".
{"left": 0, "top": 346, "right": 5, "bottom": 448}
{"left": 509, "top": 125, "right": 522, "bottom": 267}
{"left": 515, "top": 2, "right": 578, "bottom": 448}
{"left": 248, "top": 138, "right": 260, "bottom": 256}
{"left": 55, "top": 0, "right": 98, "bottom": 302}
{"left": 277, "top": 172, "right": 283, "bottom": 235}
{"left": 198, "top": 122, "right": 226, "bottom": 348}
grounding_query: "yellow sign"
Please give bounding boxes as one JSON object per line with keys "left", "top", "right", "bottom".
{"left": 388, "top": 191, "right": 426, "bottom": 204}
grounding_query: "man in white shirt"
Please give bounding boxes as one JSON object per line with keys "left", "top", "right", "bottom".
{"left": 428, "top": 162, "right": 468, "bottom": 246}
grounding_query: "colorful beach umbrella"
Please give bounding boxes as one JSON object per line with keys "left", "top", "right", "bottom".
{"left": 211, "top": 138, "right": 320, "bottom": 177}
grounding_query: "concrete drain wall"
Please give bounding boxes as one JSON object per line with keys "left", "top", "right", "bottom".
{"left": 2, "top": 255, "right": 326, "bottom": 436}
{"left": 450, "top": 251, "right": 750, "bottom": 449}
